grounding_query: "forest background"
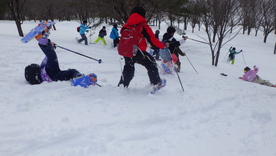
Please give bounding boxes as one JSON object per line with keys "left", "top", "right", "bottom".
{"left": 0, "top": 0, "right": 275, "bottom": 66}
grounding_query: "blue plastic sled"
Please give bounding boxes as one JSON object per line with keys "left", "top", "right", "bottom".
{"left": 21, "top": 21, "right": 55, "bottom": 43}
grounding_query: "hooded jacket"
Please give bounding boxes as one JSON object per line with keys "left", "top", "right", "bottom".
{"left": 98, "top": 28, "right": 107, "bottom": 38}
{"left": 241, "top": 66, "right": 259, "bottom": 82}
{"left": 79, "top": 23, "right": 89, "bottom": 34}
{"left": 229, "top": 47, "right": 242, "bottom": 59}
{"left": 122, "top": 13, "right": 165, "bottom": 52}
{"left": 162, "top": 32, "right": 181, "bottom": 54}
{"left": 110, "top": 27, "right": 119, "bottom": 39}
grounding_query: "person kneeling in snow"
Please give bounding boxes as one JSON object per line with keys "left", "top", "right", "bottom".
{"left": 239, "top": 66, "right": 276, "bottom": 88}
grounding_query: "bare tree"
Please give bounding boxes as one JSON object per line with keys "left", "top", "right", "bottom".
{"left": 152, "top": 12, "right": 166, "bottom": 29}
{"left": 200, "top": 0, "right": 242, "bottom": 66}
{"left": 274, "top": 42, "right": 276, "bottom": 54}
{"left": 100, "top": 0, "right": 161, "bottom": 24}
{"left": 239, "top": 0, "right": 258, "bottom": 35}
{"left": 0, "top": 0, "right": 8, "bottom": 19}
{"left": 189, "top": 0, "right": 204, "bottom": 33}
{"left": 259, "top": 0, "right": 275, "bottom": 43}
{"left": 6, "top": 0, "right": 28, "bottom": 37}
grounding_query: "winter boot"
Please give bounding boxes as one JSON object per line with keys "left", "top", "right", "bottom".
{"left": 150, "top": 78, "right": 166, "bottom": 94}
{"left": 88, "top": 73, "right": 97, "bottom": 85}
{"left": 71, "top": 73, "right": 97, "bottom": 88}
{"left": 71, "top": 75, "right": 90, "bottom": 88}
{"left": 175, "top": 61, "right": 181, "bottom": 72}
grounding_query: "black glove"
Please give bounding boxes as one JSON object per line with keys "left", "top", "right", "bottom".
{"left": 88, "top": 27, "right": 91, "bottom": 29}
{"left": 53, "top": 44, "right": 57, "bottom": 49}
{"left": 182, "top": 36, "right": 188, "bottom": 40}
{"left": 178, "top": 50, "right": 185, "bottom": 56}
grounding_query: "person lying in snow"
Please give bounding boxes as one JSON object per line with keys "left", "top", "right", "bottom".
{"left": 25, "top": 22, "right": 97, "bottom": 88}
{"left": 239, "top": 66, "right": 276, "bottom": 88}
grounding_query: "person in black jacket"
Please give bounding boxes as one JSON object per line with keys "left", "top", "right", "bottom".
{"left": 93, "top": 26, "right": 107, "bottom": 45}
{"left": 162, "top": 26, "right": 188, "bottom": 72}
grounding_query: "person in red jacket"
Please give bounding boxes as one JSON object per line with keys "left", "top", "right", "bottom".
{"left": 118, "top": 6, "right": 166, "bottom": 89}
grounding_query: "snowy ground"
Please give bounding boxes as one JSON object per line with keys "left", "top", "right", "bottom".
{"left": 0, "top": 20, "right": 275, "bottom": 156}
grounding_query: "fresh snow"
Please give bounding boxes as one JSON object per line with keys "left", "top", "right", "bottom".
{"left": 0, "top": 20, "right": 275, "bottom": 156}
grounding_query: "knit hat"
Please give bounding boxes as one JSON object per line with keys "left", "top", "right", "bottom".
{"left": 233, "top": 47, "right": 236, "bottom": 51}
{"left": 103, "top": 26, "right": 106, "bottom": 29}
{"left": 155, "top": 30, "right": 160, "bottom": 35}
{"left": 244, "top": 67, "right": 251, "bottom": 72}
{"left": 167, "top": 26, "right": 176, "bottom": 34}
{"left": 83, "top": 20, "right": 87, "bottom": 24}
{"left": 131, "top": 6, "right": 146, "bottom": 17}
{"left": 113, "top": 23, "right": 117, "bottom": 28}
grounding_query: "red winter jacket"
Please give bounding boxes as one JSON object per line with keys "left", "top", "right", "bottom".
{"left": 122, "top": 13, "right": 165, "bottom": 51}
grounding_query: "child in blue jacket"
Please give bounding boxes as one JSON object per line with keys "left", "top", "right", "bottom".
{"left": 109, "top": 23, "right": 120, "bottom": 48}
{"left": 78, "top": 20, "right": 91, "bottom": 45}
{"left": 228, "top": 47, "right": 242, "bottom": 64}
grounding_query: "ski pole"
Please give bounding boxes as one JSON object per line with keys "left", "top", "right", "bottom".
{"left": 56, "top": 45, "right": 102, "bottom": 64}
{"left": 241, "top": 51, "right": 246, "bottom": 64}
{"left": 89, "top": 27, "right": 92, "bottom": 44}
{"left": 185, "top": 55, "right": 199, "bottom": 74}
{"left": 224, "top": 51, "right": 229, "bottom": 59}
{"left": 174, "top": 67, "right": 185, "bottom": 92}
{"left": 119, "top": 57, "right": 124, "bottom": 81}
{"left": 187, "top": 37, "right": 211, "bottom": 45}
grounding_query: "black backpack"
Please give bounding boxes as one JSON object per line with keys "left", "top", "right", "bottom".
{"left": 25, "top": 64, "right": 43, "bottom": 85}
{"left": 228, "top": 53, "right": 234, "bottom": 60}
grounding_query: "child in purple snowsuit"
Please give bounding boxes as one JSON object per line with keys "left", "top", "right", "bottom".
{"left": 239, "top": 66, "right": 276, "bottom": 87}
{"left": 37, "top": 26, "right": 83, "bottom": 82}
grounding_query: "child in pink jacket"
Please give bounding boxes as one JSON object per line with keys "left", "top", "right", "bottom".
{"left": 239, "top": 66, "right": 276, "bottom": 87}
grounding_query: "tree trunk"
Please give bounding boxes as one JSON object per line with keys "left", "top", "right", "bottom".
{"left": 214, "top": 38, "right": 223, "bottom": 66}
{"left": 214, "top": 50, "right": 220, "bottom": 66}
{"left": 50, "top": 19, "right": 56, "bottom": 30}
{"left": 274, "top": 42, "right": 276, "bottom": 54}
{"left": 242, "top": 26, "right": 246, "bottom": 34}
{"left": 211, "top": 50, "right": 215, "bottom": 65}
{"left": 263, "top": 33, "right": 268, "bottom": 43}
{"left": 7, "top": 0, "right": 27, "bottom": 37}
{"left": 184, "top": 19, "right": 188, "bottom": 30}
{"left": 247, "top": 27, "right": 251, "bottom": 35}
{"left": 212, "top": 27, "right": 217, "bottom": 42}
{"left": 15, "top": 20, "right": 24, "bottom": 37}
